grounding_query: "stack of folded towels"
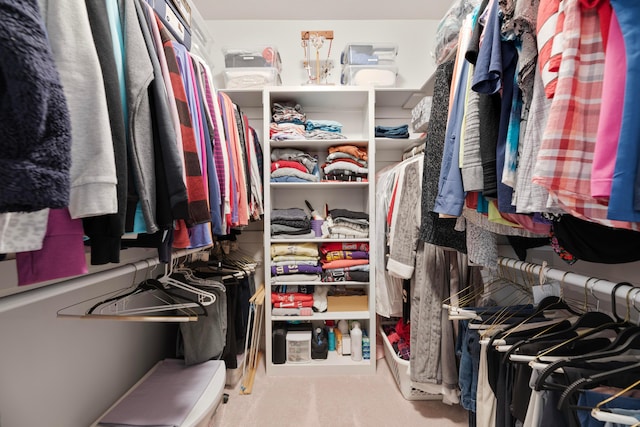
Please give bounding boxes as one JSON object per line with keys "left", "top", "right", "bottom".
{"left": 322, "top": 145, "right": 368, "bottom": 182}
{"left": 271, "top": 207, "right": 314, "bottom": 239}
{"left": 270, "top": 148, "right": 319, "bottom": 183}
{"left": 324, "top": 208, "right": 369, "bottom": 239}
{"left": 320, "top": 242, "right": 370, "bottom": 283}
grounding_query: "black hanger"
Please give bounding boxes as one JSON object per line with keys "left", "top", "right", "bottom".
{"left": 496, "top": 296, "right": 586, "bottom": 363}
{"left": 88, "top": 278, "right": 207, "bottom": 316}
{"left": 556, "top": 361, "right": 640, "bottom": 411}
{"left": 538, "top": 295, "right": 583, "bottom": 316}
{"left": 87, "top": 279, "right": 157, "bottom": 314}
{"left": 534, "top": 325, "right": 640, "bottom": 391}
{"left": 610, "top": 282, "right": 635, "bottom": 323}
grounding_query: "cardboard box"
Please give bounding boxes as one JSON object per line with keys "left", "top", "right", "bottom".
{"left": 327, "top": 295, "right": 368, "bottom": 312}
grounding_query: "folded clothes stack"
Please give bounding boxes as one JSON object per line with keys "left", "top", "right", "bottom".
{"left": 270, "top": 122, "right": 305, "bottom": 141}
{"left": 270, "top": 148, "right": 319, "bottom": 183}
{"left": 374, "top": 124, "right": 409, "bottom": 139}
{"left": 271, "top": 207, "right": 314, "bottom": 239}
{"left": 270, "top": 102, "right": 306, "bottom": 141}
{"left": 322, "top": 145, "right": 368, "bottom": 182}
{"left": 319, "top": 241, "right": 370, "bottom": 283}
{"left": 272, "top": 102, "right": 306, "bottom": 124}
{"left": 305, "top": 119, "right": 347, "bottom": 140}
{"left": 324, "top": 208, "right": 369, "bottom": 239}
{"left": 270, "top": 242, "right": 321, "bottom": 283}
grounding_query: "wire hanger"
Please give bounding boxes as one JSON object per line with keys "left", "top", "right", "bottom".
{"left": 59, "top": 248, "right": 223, "bottom": 322}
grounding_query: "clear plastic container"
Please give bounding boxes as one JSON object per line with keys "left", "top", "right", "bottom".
{"left": 223, "top": 67, "right": 282, "bottom": 89}
{"left": 341, "top": 43, "right": 398, "bottom": 65}
{"left": 341, "top": 64, "right": 398, "bottom": 87}
{"left": 286, "top": 330, "right": 311, "bottom": 363}
{"left": 223, "top": 46, "right": 282, "bottom": 72}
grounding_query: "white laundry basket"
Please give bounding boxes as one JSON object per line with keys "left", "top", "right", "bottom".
{"left": 379, "top": 324, "right": 442, "bottom": 401}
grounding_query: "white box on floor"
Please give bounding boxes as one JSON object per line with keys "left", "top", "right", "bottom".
{"left": 286, "top": 330, "right": 311, "bottom": 363}
{"left": 92, "top": 359, "right": 226, "bottom": 427}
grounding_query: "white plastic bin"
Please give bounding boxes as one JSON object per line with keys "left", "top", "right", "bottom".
{"left": 341, "top": 43, "right": 398, "bottom": 65}
{"left": 286, "top": 330, "right": 312, "bottom": 363}
{"left": 379, "top": 324, "right": 442, "bottom": 401}
{"left": 223, "top": 46, "right": 282, "bottom": 72}
{"left": 223, "top": 67, "right": 281, "bottom": 89}
{"left": 341, "top": 64, "right": 398, "bottom": 87}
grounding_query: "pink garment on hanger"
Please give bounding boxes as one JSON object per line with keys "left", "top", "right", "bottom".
{"left": 16, "top": 208, "right": 87, "bottom": 286}
{"left": 591, "top": 11, "right": 626, "bottom": 200}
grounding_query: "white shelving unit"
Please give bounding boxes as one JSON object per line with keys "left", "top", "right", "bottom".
{"left": 222, "top": 83, "right": 435, "bottom": 376}
{"left": 263, "top": 86, "right": 376, "bottom": 376}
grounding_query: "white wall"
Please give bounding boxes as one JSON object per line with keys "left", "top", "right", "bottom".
{"left": 203, "top": 19, "right": 440, "bottom": 90}
{"left": 0, "top": 270, "right": 170, "bottom": 427}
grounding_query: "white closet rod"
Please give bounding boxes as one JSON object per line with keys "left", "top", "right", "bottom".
{"left": 0, "top": 247, "right": 205, "bottom": 315}
{"left": 498, "top": 256, "right": 640, "bottom": 323}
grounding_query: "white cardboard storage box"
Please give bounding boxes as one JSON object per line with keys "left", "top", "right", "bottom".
{"left": 411, "top": 95, "right": 433, "bottom": 133}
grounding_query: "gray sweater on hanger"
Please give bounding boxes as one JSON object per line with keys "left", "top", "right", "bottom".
{"left": 419, "top": 59, "right": 467, "bottom": 253}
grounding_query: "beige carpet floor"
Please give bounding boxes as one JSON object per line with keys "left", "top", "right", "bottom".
{"left": 212, "top": 355, "right": 469, "bottom": 427}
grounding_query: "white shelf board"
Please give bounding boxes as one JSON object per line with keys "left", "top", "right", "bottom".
{"left": 270, "top": 238, "right": 370, "bottom": 244}
{"left": 375, "top": 136, "right": 424, "bottom": 151}
{"left": 269, "top": 182, "right": 368, "bottom": 189}
{"left": 267, "top": 86, "right": 372, "bottom": 110}
{"left": 219, "top": 88, "right": 263, "bottom": 107}
{"left": 271, "top": 310, "right": 370, "bottom": 321}
{"left": 268, "top": 351, "right": 374, "bottom": 376}
{"left": 220, "top": 81, "right": 436, "bottom": 111}
{"left": 270, "top": 139, "right": 369, "bottom": 148}
{"left": 267, "top": 363, "right": 374, "bottom": 376}
{"left": 374, "top": 87, "right": 423, "bottom": 109}
{"left": 270, "top": 281, "right": 369, "bottom": 286}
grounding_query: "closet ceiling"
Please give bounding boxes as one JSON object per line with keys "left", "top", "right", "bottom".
{"left": 192, "top": 0, "right": 454, "bottom": 20}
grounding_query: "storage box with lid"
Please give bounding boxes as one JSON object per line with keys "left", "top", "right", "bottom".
{"left": 223, "top": 68, "right": 282, "bottom": 89}
{"left": 340, "top": 43, "right": 398, "bottom": 65}
{"left": 286, "top": 330, "right": 311, "bottom": 363}
{"left": 411, "top": 95, "right": 433, "bottom": 133}
{"left": 223, "top": 46, "right": 282, "bottom": 72}
{"left": 222, "top": 45, "right": 282, "bottom": 89}
{"left": 341, "top": 64, "right": 398, "bottom": 88}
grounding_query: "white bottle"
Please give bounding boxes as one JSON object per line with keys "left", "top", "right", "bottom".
{"left": 350, "top": 321, "right": 363, "bottom": 361}
{"left": 337, "top": 319, "right": 349, "bottom": 334}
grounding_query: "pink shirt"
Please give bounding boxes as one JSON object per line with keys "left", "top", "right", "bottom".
{"left": 591, "top": 11, "right": 626, "bottom": 199}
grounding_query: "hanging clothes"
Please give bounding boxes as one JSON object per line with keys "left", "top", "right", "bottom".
{"left": 0, "top": 0, "right": 72, "bottom": 214}
{"left": 40, "top": 0, "right": 118, "bottom": 220}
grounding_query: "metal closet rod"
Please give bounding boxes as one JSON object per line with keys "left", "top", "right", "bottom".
{"left": 497, "top": 256, "right": 640, "bottom": 318}
{"left": 0, "top": 247, "right": 206, "bottom": 315}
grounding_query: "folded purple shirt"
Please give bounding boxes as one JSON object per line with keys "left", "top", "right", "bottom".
{"left": 271, "top": 264, "right": 323, "bottom": 275}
